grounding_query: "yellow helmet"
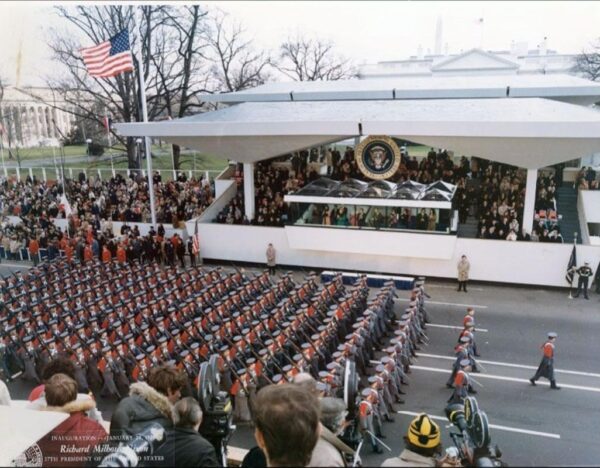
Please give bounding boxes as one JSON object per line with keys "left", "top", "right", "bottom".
{"left": 407, "top": 414, "right": 441, "bottom": 449}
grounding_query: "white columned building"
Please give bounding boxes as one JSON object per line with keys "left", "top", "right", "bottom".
{"left": 0, "top": 86, "right": 74, "bottom": 148}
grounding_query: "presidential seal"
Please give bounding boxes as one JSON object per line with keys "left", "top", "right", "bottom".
{"left": 355, "top": 136, "right": 401, "bottom": 180}
{"left": 13, "top": 443, "right": 43, "bottom": 467}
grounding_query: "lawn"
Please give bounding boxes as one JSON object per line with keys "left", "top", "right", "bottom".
{"left": 6, "top": 145, "right": 88, "bottom": 161}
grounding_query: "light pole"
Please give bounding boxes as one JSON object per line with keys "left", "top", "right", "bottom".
{"left": 136, "top": 138, "right": 143, "bottom": 168}
{"left": 85, "top": 138, "right": 92, "bottom": 161}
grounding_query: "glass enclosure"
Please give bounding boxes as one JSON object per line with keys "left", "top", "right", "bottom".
{"left": 286, "top": 178, "right": 457, "bottom": 233}
{"left": 287, "top": 202, "right": 455, "bottom": 233}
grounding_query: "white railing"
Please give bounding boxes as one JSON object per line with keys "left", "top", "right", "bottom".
{"left": 0, "top": 166, "right": 223, "bottom": 182}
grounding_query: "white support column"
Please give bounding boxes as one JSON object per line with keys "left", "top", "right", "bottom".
{"left": 42, "top": 168, "right": 47, "bottom": 181}
{"left": 523, "top": 168, "right": 538, "bottom": 235}
{"left": 32, "top": 107, "right": 40, "bottom": 142}
{"left": 243, "top": 162, "right": 255, "bottom": 221}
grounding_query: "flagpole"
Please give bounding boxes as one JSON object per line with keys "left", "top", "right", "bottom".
{"left": 136, "top": 49, "right": 157, "bottom": 227}
{"left": 568, "top": 234, "right": 577, "bottom": 299}
{"left": 105, "top": 107, "right": 114, "bottom": 176}
{"left": 0, "top": 137, "right": 5, "bottom": 176}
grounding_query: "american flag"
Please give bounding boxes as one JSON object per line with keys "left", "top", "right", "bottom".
{"left": 102, "top": 115, "right": 112, "bottom": 132}
{"left": 81, "top": 30, "right": 134, "bottom": 78}
{"left": 192, "top": 219, "right": 200, "bottom": 255}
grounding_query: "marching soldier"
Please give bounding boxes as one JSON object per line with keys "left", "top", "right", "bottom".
{"left": 458, "top": 320, "right": 480, "bottom": 358}
{"left": 359, "top": 388, "right": 384, "bottom": 454}
{"left": 448, "top": 359, "right": 475, "bottom": 404}
{"left": 446, "top": 336, "right": 471, "bottom": 388}
{"left": 530, "top": 332, "right": 560, "bottom": 390}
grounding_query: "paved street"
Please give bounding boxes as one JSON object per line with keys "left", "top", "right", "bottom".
{"left": 227, "top": 277, "right": 600, "bottom": 466}
{"left": 3, "top": 262, "right": 600, "bottom": 466}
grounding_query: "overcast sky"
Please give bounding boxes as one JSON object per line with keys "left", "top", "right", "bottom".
{"left": 1, "top": 1, "right": 600, "bottom": 87}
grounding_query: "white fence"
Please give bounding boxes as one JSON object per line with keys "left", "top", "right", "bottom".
{"left": 1, "top": 166, "right": 222, "bottom": 182}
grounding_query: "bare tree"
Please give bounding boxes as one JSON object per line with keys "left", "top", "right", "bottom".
{"left": 275, "top": 35, "right": 355, "bottom": 81}
{"left": 573, "top": 39, "right": 600, "bottom": 81}
{"left": 46, "top": 5, "right": 212, "bottom": 169}
{"left": 152, "top": 5, "right": 213, "bottom": 170}
{"left": 205, "top": 11, "right": 272, "bottom": 93}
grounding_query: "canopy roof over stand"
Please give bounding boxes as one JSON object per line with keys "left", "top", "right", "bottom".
{"left": 116, "top": 97, "right": 600, "bottom": 169}
{"left": 198, "top": 74, "right": 600, "bottom": 106}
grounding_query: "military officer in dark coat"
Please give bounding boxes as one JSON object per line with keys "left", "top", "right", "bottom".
{"left": 573, "top": 262, "right": 593, "bottom": 299}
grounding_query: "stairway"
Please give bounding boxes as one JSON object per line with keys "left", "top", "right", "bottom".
{"left": 456, "top": 177, "right": 481, "bottom": 238}
{"left": 556, "top": 183, "right": 582, "bottom": 244}
{"left": 457, "top": 217, "right": 479, "bottom": 238}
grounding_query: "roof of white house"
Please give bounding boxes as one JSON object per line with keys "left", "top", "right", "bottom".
{"left": 198, "top": 74, "right": 600, "bottom": 105}
{"left": 115, "top": 97, "right": 600, "bottom": 169}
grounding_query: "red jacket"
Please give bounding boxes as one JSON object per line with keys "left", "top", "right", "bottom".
{"left": 37, "top": 399, "right": 107, "bottom": 467}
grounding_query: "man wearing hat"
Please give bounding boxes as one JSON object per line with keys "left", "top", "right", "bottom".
{"left": 446, "top": 337, "right": 471, "bottom": 388}
{"left": 382, "top": 413, "right": 453, "bottom": 467}
{"left": 573, "top": 262, "right": 593, "bottom": 299}
{"left": 447, "top": 359, "right": 474, "bottom": 404}
{"left": 530, "top": 332, "right": 560, "bottom": 389}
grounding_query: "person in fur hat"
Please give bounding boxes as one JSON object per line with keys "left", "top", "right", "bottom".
{"left": 110, "top": 364, "right": 187, "bottom": 437}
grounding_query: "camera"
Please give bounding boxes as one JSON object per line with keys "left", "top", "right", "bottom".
{"left": 338, "top": 359, "right": 363, "bottom": 466}
{"left": 445, "top": 397, "right": 506, "bottom": 467}
{"left": 197, "top": 354, "right": 235, "bottom": 466}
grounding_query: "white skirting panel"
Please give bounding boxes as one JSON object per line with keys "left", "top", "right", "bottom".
{"left": 191, "top": 223, "right": 600, "bottom": 288}
{"left": 285, "top": 225, "right": 457, "bottom": 259}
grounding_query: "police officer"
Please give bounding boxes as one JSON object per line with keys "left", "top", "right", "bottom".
{"left": 573, "top": 262, "right": 593, "bottom": 299}
{"left": 530, "top": 332, "right": 560, "bottom": 389}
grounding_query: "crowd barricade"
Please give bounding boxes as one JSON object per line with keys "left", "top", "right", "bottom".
{"left": 320, "top": 270, "right": 415, "bottom": 290}
{"left": 1, "top": 166, "right": 223, "bottom": 183}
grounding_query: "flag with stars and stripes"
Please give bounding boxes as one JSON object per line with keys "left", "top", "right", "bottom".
{"left": 81, "top": 30, "right": 134, "bottom": 78}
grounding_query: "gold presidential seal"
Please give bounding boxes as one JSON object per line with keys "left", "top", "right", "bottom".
{"left": 355, "top": 136, "right": 401, "bottom": 180}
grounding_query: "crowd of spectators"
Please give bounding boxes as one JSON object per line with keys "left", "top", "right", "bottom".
{"left": 532, "top": 172, "right": 564, "bottom": 243}
{"left": 1, "top": 171, "right": 213, "bottom": 225}
{"left": 215, "top": 148, "right": 516, "bottom": 236}
{"left": 215, "top": 163, "right": 301, "bottom": 227}
{"left": 575, "top": 166, "right": 599, "bottom": 190}
{"left": 474, "top": 161, "right": 527, "bottom": 241}
{"left": 0, "top": 171, "right": 213, "bottom": 262}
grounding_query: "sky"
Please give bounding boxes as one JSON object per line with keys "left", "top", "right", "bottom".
{"left": 1, "top": 1, "right": 600, "bottom": 87}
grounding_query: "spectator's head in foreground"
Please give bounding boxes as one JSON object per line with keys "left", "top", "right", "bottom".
{"left": 173, "top": 397, "right": 203, "bottom": 431}
{"left": 147, "top": 364, "right": 186, "bottom": 404}
{"left": 45, "top": 373, "right": 78, "bottom": 407}
{"left": 404, "top": 413, "right": 443, "bottom": 457}
{"left": 319, "top": 397, "right": 347, "bottom": 436}
{"left": 253, "top": 384, "right": 320, "bottom": 467}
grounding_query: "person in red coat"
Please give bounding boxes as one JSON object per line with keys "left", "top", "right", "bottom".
{"left": 102, "top": 246, "right": 112, "bottom": 263}
{"left": 64, "top": 243, "right": 74, "bottom": 264}
{"left": 29, "top": 238, "right": 40, "bottom": 265}
{"left": 83, "top": 244, "right": 93, "bottom": 263}
{"left": 117, "top": 244, "right": 127, "bottom": 263}
{"left": 36, "top": 373, "right": 107, "bottom": 467}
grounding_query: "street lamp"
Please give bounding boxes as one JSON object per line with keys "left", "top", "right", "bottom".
{"left": 85, "top": 138, "right": 92, "bottom": 158}
{"left": 136, "top": 138, "right": 143, "bottom": 171}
